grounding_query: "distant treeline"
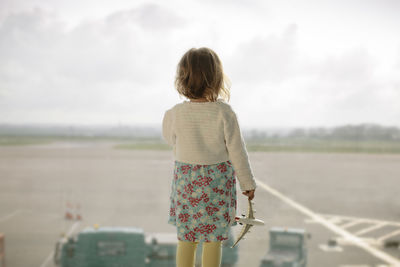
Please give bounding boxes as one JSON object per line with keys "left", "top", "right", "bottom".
{"left": 0, "top": 122, "right": 399, "bottom": 142}
{"left": 246, "top": 123, "right": 400, "bottom": 142}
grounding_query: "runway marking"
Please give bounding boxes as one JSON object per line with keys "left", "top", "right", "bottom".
{"left": 319, "top": 243, "right": 343, "bottom": 252}
{"left": 355, "top": 222, "right": 388, "bottom": 236}
{"left": 377, "top": 229, "right": 400, "bottom": 243}
{"left": 39, "top": 251, "right": 54, "bottom": 267}
{"left": 255, "top": 179, "right": 400, "bottom": 267}
{"left": 39, "top": 221, "right": 80, "bottom": 267}
{"left": 341, "top": 219, "right": 364, "bottom": 229}
{"left": 317, "top": 214, "right": 400, "bottom": 246}
{"left": 336, "top": 236, "right": 381, "bottom": 247}
{"left": 328, "top": 216, "right": 344, "bottom": 224}
{"left": 321, "top": 213, "right": 400, "bottom": 227}
{"left": 0, "top": 209, "right": 21, "bottom": 223}
{"left": 338, "top": 265, "right": 370, "bottom": 267}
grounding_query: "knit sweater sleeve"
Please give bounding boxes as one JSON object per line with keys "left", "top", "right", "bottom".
{"left": 162, "top": 109, "right": 175, "bottom": 147}
{"left": 223, "top": 106, "right": 257, "bottom": 191}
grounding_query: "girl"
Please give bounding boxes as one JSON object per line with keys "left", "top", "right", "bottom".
{"left": 162, "top": 47, "right": 257, "bottom": 267}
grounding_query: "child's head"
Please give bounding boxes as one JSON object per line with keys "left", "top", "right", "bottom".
{"left": 175, "top": 47, "right": 231, "bottom": 102}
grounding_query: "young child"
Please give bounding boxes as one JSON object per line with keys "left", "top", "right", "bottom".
{"left": 162, "top": 47, "right": 257, "bottom": 267}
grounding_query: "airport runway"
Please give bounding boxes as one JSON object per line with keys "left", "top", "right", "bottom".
{"left": 0, "top": 142, "right": 399, "bottom": 267}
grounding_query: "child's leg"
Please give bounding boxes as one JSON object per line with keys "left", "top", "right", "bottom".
{"left": 202, "top": 241, "right": 222, "bottom": 267}
{"left": 176, "top": 240, "right": 199, "bottom": 267}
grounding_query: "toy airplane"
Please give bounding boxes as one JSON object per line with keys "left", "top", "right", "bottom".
{"left": 231, "top": 198, "right": 265, "bottom": 248}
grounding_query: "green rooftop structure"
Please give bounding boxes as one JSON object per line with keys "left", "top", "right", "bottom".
{"left": 54, "top": 225, "right": 239, "bottom": 267}
{"left": 56, "top": 226, "right": 147, "bottom": 267}
{"left": 259, "top": 227, "right": 310, "bottom": 267}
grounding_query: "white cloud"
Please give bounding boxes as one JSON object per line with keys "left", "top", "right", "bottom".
{"left": 105, "top": 3, "right": 185, "bottom": 31}
{"left": 225, "top": 35, "right": 400, "bottom": 128}
{"left": 0, "top": 4, "right": 187, "bottom": 124}
{"left": 225, "top": 23, "right": 299, "bottom": 85}
{"left": 0, "top": 1, "right": 399, "bottom": 128}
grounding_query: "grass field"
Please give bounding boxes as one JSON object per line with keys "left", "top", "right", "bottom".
{"left": 1, "top": 135, "right": 400, "bottom": 154}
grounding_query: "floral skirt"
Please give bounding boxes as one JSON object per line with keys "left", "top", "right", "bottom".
{"left": 168, "top": 160, "right": 237, "bottom": 243}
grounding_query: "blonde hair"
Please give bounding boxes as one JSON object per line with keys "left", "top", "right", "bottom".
{"left": 174, "top": 47, "right": 231, "bottom": 102}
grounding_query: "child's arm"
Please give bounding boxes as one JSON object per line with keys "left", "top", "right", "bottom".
{"left": 224, "top": 107, "right": 257, "bottom": 192}
{"left": 162, "top": 109, "right": 176, "bottom": 146}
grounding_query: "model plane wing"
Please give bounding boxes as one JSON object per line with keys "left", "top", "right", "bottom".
{"left": 231, "top": 198, "right": 256, "bottom": 248}
{"left": 231, "top": 223, "right": 253, "bottom": 248}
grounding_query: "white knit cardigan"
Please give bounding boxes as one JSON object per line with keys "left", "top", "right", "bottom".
{"left": 162, "top": 98, "right": 257, "bottom": 191}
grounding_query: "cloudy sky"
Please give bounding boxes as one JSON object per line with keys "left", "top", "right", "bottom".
{"left": 0, "top": 0, "right": 399, "bottom": 129}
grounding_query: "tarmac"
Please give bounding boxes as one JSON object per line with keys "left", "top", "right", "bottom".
{"left": 0, "top": 141, "right": 399, "bottom": 267}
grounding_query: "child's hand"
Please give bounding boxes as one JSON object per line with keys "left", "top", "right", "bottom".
{"left": 242, "top": 189, "right": 255, "bottom": 200}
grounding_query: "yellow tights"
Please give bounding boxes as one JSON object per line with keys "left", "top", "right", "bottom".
{"left": 176, "top": 240, "right": 222, "bottom": 267}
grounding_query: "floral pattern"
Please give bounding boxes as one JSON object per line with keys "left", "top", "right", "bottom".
{"left": 168, "top": 160, "right": 237, "bottom": 242}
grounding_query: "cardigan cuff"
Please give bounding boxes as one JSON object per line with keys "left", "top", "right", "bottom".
{"left": 238, "top": 178, "right": 257, "bottom": 191}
